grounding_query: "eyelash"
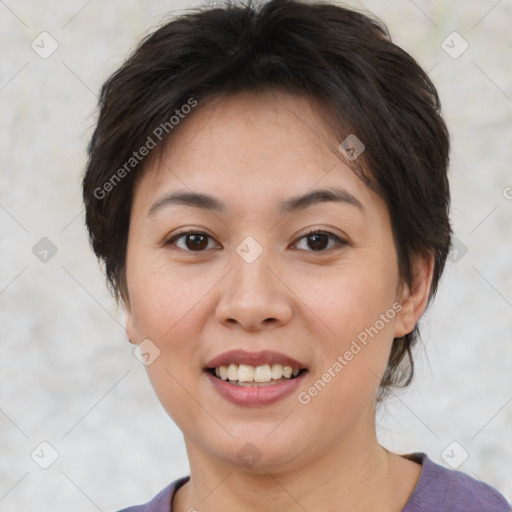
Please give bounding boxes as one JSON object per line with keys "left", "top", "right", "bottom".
{"left": 165, "top": 228, "right": 348, "bottom": 253}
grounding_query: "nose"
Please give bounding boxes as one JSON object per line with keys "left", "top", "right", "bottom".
{"left": 215, "top": 243, "right": 293, "bottom": 332}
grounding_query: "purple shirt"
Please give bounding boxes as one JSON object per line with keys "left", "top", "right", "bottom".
{"left": 116, "top": 452, "right": 510, "bottom": 512}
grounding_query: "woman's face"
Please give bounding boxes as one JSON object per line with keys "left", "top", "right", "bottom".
{"left": 124, "top": 90, "right": 425, "bottom": 471}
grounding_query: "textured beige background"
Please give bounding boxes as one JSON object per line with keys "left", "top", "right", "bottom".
{"left": 1, "top": 0, "right": 511, "bottom": 510}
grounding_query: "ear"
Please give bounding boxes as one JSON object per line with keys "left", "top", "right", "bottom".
{"left": 393, "top": 252, "right": 435, "bottom": 338}
{"left": 122, "top": 290, "right": 138, "bottom": 346}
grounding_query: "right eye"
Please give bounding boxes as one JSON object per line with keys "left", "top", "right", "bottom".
{"left": 165, "top": 231, "right": 220, "bottom": 252}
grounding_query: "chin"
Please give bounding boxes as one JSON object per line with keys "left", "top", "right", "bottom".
{"left": 207, "top": 427, "right": 311, "bottom": 473}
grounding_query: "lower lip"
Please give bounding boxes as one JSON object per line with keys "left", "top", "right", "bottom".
{"left": 205, "top": 371, "right": 307, "bottom": 406}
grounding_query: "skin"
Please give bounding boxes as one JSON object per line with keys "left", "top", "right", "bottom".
{"left": 124, "top": 89, "right": 434, "bottom": 512}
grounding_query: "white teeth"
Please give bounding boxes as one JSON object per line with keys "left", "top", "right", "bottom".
{"left": 227, "top": 363, "right": 238, "bottom": 381}
{"left": 271, "top": 363, "right": 283, "bottom": 380}
{"left": 254, "top": 364, "right": 272, "bottom": 382}
{"left": 238, "top": 364, "right": 254, "bottom": 382}
{"left": 214, "top": 363, "right": 302, "bottom": 383}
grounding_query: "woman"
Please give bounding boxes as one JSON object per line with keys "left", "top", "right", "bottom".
{"left": 82, "top": 1, "right": 510, "bottom": 510}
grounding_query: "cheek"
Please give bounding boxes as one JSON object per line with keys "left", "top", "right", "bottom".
{"left": 303, "top": 261, "right": 398, "bottom": 403}
{"left": 125, "top": 255, "right": 231, "bottom": 373}
{"left": 312, "top": 259, "right": 399, "bottom": 340}
{"left": 127, "top": 265, "right": 211, "bottom": 430}
{"left": 145, "top": 362, "right": 207, "bottom": 437}
{"left": 127, "top": 256, "right": 216, "bottom": 339}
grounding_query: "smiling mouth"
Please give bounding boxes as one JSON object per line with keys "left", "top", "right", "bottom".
{"left": 207, "top": 364, "right": 307, "bottom": 386}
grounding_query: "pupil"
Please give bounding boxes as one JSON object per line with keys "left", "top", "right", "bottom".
{"left": 187, "top": 234, "right": 208, "bottom": 250}
{"left": 309, "top": 233, "right": 328, "bottom": 250}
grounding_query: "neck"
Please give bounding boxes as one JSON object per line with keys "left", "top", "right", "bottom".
{"left": 173, "top": 411, "right": 420, "bottom": 512}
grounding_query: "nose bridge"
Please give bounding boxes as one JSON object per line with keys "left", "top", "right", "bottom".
{"left": 215, "top": 234, "right": 292, "bottom": 329}
{"left": 231, "top": 234, "right": 276, "bottom": 300}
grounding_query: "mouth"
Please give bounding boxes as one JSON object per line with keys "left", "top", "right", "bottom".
{"left": 204, "top": 350, "right": 308, "bottom": 404}
{"left": 206, "top": 364, "right": 306, "bottom": 387}
{"left": 204, "top": 349, "right": 308, "bottom": 387}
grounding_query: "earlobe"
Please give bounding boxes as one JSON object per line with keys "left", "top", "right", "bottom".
{"left": 123, "top": 295, "right": 138, "bottom": 345}
{"left": 394, "top": 253, "right": 435, "bottom": 338}
{"left": 125, "top": 314, "right": 138, "bottom": 345}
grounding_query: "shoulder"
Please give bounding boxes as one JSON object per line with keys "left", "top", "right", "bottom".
{"left": 403, "top": 452, "right": 511, "bottom": 512}
{"left": 113, "top": 476, "right": 190, "bottom": 512}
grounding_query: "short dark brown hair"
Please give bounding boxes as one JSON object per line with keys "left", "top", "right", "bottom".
{"left": 82, "top": 0, "right": 451, "bottom": 399}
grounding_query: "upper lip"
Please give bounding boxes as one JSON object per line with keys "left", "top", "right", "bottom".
{"left": 205, "top": 350, "right": 307, "bottom": 369}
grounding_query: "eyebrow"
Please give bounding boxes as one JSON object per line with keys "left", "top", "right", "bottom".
{"left": 147, "top": 186, "right": 364, "bottom": 217}
{"left": 278, "top": 186, "right": 363, "bottom": 214}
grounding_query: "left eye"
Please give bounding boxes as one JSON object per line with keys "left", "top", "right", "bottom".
{"left": 165, "top": 230, "right": 346, "bottom": 252}
{"left": 293, "top": 230, "right": 347, "bottom": 252}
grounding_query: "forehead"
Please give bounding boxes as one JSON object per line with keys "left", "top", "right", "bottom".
{"left": 133, "top": 90, "right": 373, "bottom": 213}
